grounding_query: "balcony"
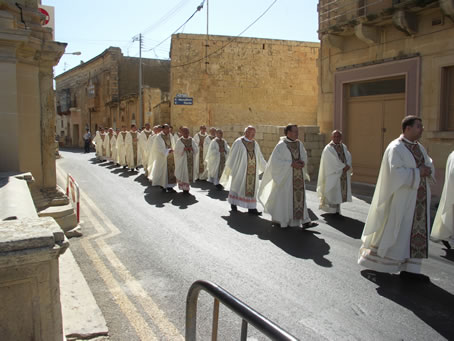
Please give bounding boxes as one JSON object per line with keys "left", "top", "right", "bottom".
{"left": 318, "top": 0, "right": 439, "bottom": 36}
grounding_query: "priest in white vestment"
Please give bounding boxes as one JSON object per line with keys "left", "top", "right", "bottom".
{"left": 174, "top": 127, "right": 199, "bottom": 193}
{"left": 145, "top": 126, "right": 162, "bottom": 182}
{"left": 317, "top": 130, "right": 353, "bottom": 214}
{"left": 205, "top": 129, "right": 230, "bottom": 189}
{"left": 104, "top": 128, "right": 117, "bottom": 162}
{"left": 358, "top": 116, "right": 435, "bottom": 280}
{"left": 200, "top": 127, "right": 217, "bottom": 180}
{"left": 150, "top": 124, "right": 177, "bottom": 192}
{"left": 116, "top": 126, "right": 128, "bottom": 168}
{"left": 92, "top": 130, "right": 103, "bottom": 160}
{"left": 138, "top": 123, "right": 153, "bottom": 175}
{"left": 193, "top": 125, "right": 208, "bottom": 180}
{"left": 259, "top": 125, "right": 318, "bottom": 228}
{"left": 220, "top": 126, "right": 266, "bottom": 215}
{"left": 125, "top": 124, "right": 140, "bottom": 171}
{"left": 431, "top": 150, "right": 454, "bottom": 248}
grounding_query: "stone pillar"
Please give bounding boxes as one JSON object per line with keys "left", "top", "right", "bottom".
{"left": 0, "top": 217, "right": 68, "bottom": 341}
{"left": 0, "top": 1, "right": 66, "bottom": 189}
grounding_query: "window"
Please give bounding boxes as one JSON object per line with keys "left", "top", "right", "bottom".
{"left": 441, "top": 66, "right": 454, "bottom": 131}
{"left": 349, "top": 77, "right": 406, "bottom": 97}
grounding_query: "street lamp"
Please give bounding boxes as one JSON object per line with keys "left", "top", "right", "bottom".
{"left": 64, "top": 51, "right": 81, "bottom": 55}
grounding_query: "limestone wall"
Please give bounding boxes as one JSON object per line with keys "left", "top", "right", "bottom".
{"left": 190, "top": 125, "right": 325, "bottom": 179}
{"left": 170, "top": 34, "right": 319, "bottom": 129}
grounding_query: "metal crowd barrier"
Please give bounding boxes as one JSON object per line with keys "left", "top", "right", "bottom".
{"left": 186, "top": 280, "right": 299, "bottom": 341}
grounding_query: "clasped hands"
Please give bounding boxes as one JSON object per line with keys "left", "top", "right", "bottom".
{"left": 419, "top": 165, "right": 432, "bottom": 177}
{"left": 291, "top": 160, "right": 305, "bottom": 169}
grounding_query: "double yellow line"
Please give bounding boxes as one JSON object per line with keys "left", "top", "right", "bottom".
{"left": 57, "top": 167, "right": 184, "bottom": 341}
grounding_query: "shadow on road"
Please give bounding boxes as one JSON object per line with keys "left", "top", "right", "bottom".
{"left": 321, "top": 213, "right": 364, "bottom": 239}
{"left": 441, "top": 248, "right": 454, "bottom": 262}
{"left": 221, "top": 213, "right": 332, "bottom": 267}
{"left": 192, "top": 180, "right": 228, "bottom": 201}
{"left": 134, "top": 174, "right": 150, "bottom": 187}
{"left": 119, "top": 170, "right": 139, "bottom": 178}
{"left": 144, "top": 186, "right": 198, "bottom": 209}
{"left": 361, "top": 270, "right": 454, "bottom": 340}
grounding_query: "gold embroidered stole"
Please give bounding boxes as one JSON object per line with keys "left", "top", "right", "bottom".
{"left": 162, "top": 134, "right": 176, "bottom": 184}
{"left": 241, "top": 138, "right": 256, "bottom": 197}
{"left": 108, "top": 133, "right": 114, "bottom": 155}
{"left": 402, "top": 139, "right": 428, "bottom": 258}
{"left": 100, "top": 134, "right": 106, "bottom": 155}
{"left": 181, "top": 138, "right": 194, "bottom": 182}
{"left": 331, "top": 142, "right": 348, "bottom": 202}
{"left": 284, "top": 140, "right": 305, "bottom": 220}
{"left": 216, "top": 138, "right": 226, "bottom": 179}
{"left": 130, "top": 132, "right": 138, "bottom": 165}
{"left": 198, "top": 133, "right": 207, "bottom": 173}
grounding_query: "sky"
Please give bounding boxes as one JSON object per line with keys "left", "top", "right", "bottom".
{"left": 44, "top": 0, "right": 319, "bottom": 76}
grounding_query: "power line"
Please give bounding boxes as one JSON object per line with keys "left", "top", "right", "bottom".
{"left": 143, "top": 0, "right": 206, "bottom": 53}
{"left": 172, "top": 0, "right": 279, "bottom": 68}
{"left": 140, "top": 0, "right": 192, "bottom": 35}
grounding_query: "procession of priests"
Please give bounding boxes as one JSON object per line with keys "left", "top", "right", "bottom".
{"left": 89, "top": 117, "right": 452, "bottom": 281}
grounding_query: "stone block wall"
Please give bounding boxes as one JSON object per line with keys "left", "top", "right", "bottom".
{"left": 171, "top": 33, "right": 319, "bottom": 129}
{"left": 190, "top": 125, "right": 325, "bottom": 179}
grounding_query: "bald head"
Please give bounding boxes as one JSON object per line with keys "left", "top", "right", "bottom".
{"left": 244, "top": 126, "right": 256, "bottom": 140}
{"left": 331, "top": 130, "right": 343, "bottom": 144}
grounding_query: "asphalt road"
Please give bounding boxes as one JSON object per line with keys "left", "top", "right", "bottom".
{"left": 57, "top": 149, "right": 454, "bottom": 341}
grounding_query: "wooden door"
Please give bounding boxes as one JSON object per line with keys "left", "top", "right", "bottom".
{"left": 346, "top": 94, "right": 405, "bottom": 184}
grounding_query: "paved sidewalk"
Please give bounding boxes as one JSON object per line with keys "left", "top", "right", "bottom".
{"left": 60, "top": 248, "right": 109, "bottom": 340}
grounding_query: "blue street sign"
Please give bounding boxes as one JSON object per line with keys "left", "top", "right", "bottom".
{"left": 174, "top": 97, "right": 193, "bottom": 105}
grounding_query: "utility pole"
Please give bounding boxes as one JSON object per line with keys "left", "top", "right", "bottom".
{"left": 205, "top": 0, "right": 209, "bottom": 73}
{"left": 133, "top": 33, "right": 144, "bottom": 128}
{"left": 139, "top": 33, "right": 143, "bottom": 128}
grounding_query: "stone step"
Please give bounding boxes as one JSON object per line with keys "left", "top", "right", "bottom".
{"left": 50, "top": 196, "right": 70, "bottom": 206}
{"left": 55, "top": 213, "right": 78, "bottom": 232}
{"left": 38, "top": 204, "right": 75, "bottom": 219}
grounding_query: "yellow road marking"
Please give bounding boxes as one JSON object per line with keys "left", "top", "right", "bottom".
{"left": 56, "top": 166, "right": 184, "bottom": 340}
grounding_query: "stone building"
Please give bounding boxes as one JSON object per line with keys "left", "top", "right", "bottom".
{"left": 169, "top": 33, "right": 320, "bottom": 129}
{"left": 55, "top": 47, "right": 170, "bottom": 147}
{"left": 0, "top": 0, "right": 65, "bottom": 189}
{"left": 317, "top": 0, "right": 454, "bottom": 194}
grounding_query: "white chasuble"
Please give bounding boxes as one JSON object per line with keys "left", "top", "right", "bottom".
{"left": 431, "top": 151, "right": 454, "bottom": 242}
{"left": 206, "top": 138, "right": 230, "bottom": 185}
{"left": 125, "top": 131, "right": 140, "bottom": 169}
{"left": 199, "top": 135, "right": 215, "bottom": 180}
{"left": 145, "top": 134, "right": 157, "bottom": 181}
{"left": 317, "top": 142, "right": 352, "bottom": 213}
{"left": 151, "top": 133, "right": 176, "bottom": 188}
{"left": 358, "top": 136, "right": 435, "bottom": 274}
{"left": 193, "top": 133, "right": 208, "bottom": 178}
{"left": 220, "top": 137, "right": 266, "bottom": 209}
{"left": 138, "top": 130, "right": 153, "bottom": 171}
{"left": 116, "top": 132, "right": 128, "bottom": 166}
{"left": 92, "top": 131, "right": 103, "bottom": 159}
{"left": 259, "top": 138, "right": 310, "bottom": 227}
{"left": 174, "top": 137, "right": 199, "bottom": 190}
{"left": 110, "top": 134, "right": 118, "bottom": 163}
{"left": 104, "top": 133, "right": 117, "bottom": 161}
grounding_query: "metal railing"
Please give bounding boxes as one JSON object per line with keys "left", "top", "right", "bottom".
{"left": 186, "top": 280, "right": 299, "bottom": 341}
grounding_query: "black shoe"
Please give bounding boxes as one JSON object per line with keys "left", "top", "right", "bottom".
{"left": 161, "top": 187, "right": 167, "bottom": 192}
{"left": 442, "top": 240, "right": 452, "bottom": 249}
{"left": 215, "top": 184, "right": 224, "bottom": 190}
{"left": 248, "top": 209, "right": 262, "bottom": 216}
{"left": 230, "top": 204, "right": 238, "bottom": 212}
{"left": 123, "top": 166, "right": 127, "bottom": 169}
{"left": 303, "top": 221, "right": 318, "bottom": 229}
{"left": 400, "top": 271, "right": 430, "bottom": 283}
{"left": 167, "top": 188, "right": 176, "bottom": 193}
